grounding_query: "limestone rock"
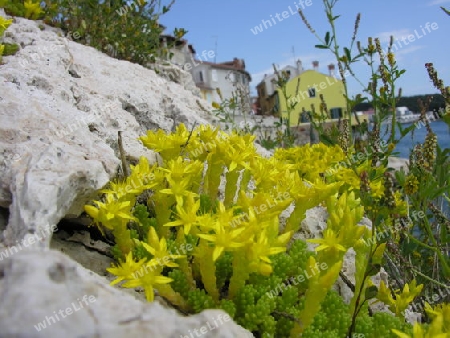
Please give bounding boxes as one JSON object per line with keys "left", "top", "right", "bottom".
{"left": 149, "top": 60, "right": 202, "bottom": 97}
{"left": 0, "top": 249, "right": 253, "bottom": 338}
{"left": 0, "top": 11, "right": 214, "bottom": 247}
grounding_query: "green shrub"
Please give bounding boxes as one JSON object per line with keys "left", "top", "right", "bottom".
{"left": 0, "top": 0, "right": 186, "bottom": 66}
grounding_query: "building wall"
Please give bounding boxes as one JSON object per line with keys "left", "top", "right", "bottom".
{"left": 277, "top": 70, "right": 347, "bottom": 127}
{"left": 192, "top": 65, "right": 251, "bottom": 113}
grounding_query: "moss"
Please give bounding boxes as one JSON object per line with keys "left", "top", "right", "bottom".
{"left": 2, "top": 43, "right": 19, "bottom": 56}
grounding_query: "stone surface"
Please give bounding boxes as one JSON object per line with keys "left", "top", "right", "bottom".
{"left": 0, "top": 11, "right": 215, "bottom": 248}
{"left": 149, "top": 60, "right": 202, "bottom": 97}
{"left": 0, "top": 249, "right": 253, "bottom": 338}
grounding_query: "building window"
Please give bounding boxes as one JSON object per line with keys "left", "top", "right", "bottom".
{"left": 229, "top": 72, "right": 236, "bottom": 82}
{"left": 273, "top": 92, "right": 280, "bottom": 114}
{"left": 330, "top": 107, "right": 343, "bottom": 119}
{"left": 212, "top": 70, "right": 218, "bottom": 82}
{"left": 198, "top": 71, "right": 204, "bottom": 82}
{"left": 308, "top": 88, "right": 316, "bottom": 98}
{"left": 299, "top": 111, "right": 310, "bottom": 123}
{"left": 241, "top": 74, "right": 246, "bottom": 84}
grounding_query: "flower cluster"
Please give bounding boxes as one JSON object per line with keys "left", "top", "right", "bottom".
{"left": 84, "top": 124, "right": 426, "bottom": 337}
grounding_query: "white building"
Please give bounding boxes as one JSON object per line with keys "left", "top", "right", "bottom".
{"left": 191, "top": 58, "right": 252, "bottom": 114}
{"left": 259, "top": 60, "right": 304, "bottom": 98}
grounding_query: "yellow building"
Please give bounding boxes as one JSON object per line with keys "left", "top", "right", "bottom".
{"left": 276, "top": 68, "right": 348, "bottom": 127}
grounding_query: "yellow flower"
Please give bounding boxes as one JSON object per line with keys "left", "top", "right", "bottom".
{"left": 99, "top": 166, "right": 156, "bottom": 200}
{"left": 122, "top": 268, "right": 173, "bottom": 302}
{"left": 378, "top": 280, "right": 423, "bottom": 318}
{"left": 162, "top": 156, "right": 203, "bottom": 182}
{"left": 141, "top": 227, "right": 185, "bottom": 268}
{"left": 106, "top": 252, "right": 146, "bottom": 286}
{"left": 139, "top": 124, "right": 190, "bottom": 160}
{"left": 392, "top": 303, "right": 449, "bottom": 338}
{"left": 164, "top": 195, "right": 200, "bottom": 234}
{"left": 0, "top": 16, "right": 12, "bottom": 36}
{"left": 159, "top": 176, "right": 198, "bottom": 206}
{"left": 197, "top": 218, "right": 247, "bottom": 261}
{"left": 308, "top": 228, "right": 347, "bottom": 253}
{"left": 211, "top": 101, "right": 221, "bottom": 109}
{"left": 387, "top": 52, "right": 395, "bottom": 66}
{"left": 220, "top": 133, "right": 256, "bottom": 172}
{"left": 247, "top": 230, "right": 287, "bottom": 275}
{"left": 404, "top": 174, "right": 419, "bottom": 195}
{"left": 84, "top": 194, "right": 136, "bottom": 229}
{"left": 24, "top": 0, "right": 43, "bottom": 19}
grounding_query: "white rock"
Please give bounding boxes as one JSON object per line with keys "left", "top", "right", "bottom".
{"left": 0, "top": 249, "right": 253, "bottom": 338}
{"left": 0, "top": 12, "right": 215, "bottom": 247}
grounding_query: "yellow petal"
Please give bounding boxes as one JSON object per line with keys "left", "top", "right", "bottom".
{"left": 154, "top": 276, "right": 173, "bottom": 284}
{"left": 212, "top": 246, "right": 224, "bottom": 261}
{"left": 84, "top": 205, "right": 99, "bottom": 219}
{"left": 141, "top": 242, "right": 156, "bottom": 255}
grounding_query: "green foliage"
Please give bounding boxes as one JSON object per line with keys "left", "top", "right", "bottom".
{"left": 1, "top": 0, "right": 185, "bottom": 66}
{"left": 1, "top": 0, "right": 43, "bottom": 20}
{"left": 298, "top": 2, "right": 450, "bottom": 330}
{"left": 212, "top": 87, "right": 257, "bottom": 136}
{"left": 1, "top": 43, "right": 19, "bottom": 56}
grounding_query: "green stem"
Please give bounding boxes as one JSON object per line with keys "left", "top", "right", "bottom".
{"left": 205, "top": 159, "right": 223, "bottom": 201}
{"left": 228, "top": 252, "right": 249, "bottom": 299}
{"left": 197, "top": 242, "right": 220, "bottom": 303}
{"left": 157, "top": 283, "right": 190, "bottom": 311}
{"left": 112, "top": 220, "right": 133, "bottom": 256}
{"left": 407, "top": 232, "right": 450, "bottom": 277}
{"left": 176, "top": 229, "right": 195, "bottom": 289}
{"left": 224, "top": 169, "right": 240, "bottom": 207}
{"left": 407, "top": 268, "right": 450, "bottom": 289}
{"left": 324, "top": 0, "right": 352, "bottom": 141}
{"left": 284, "top": 204, "right": 307, "bottom": 235}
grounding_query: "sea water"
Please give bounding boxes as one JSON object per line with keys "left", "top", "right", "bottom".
{"left": 381, "top": 120, "right": 450, "bottom": 158}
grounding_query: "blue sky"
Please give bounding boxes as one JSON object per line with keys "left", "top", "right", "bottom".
{"left": 161, "top": 0, "right": 450, "bottom": 97}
